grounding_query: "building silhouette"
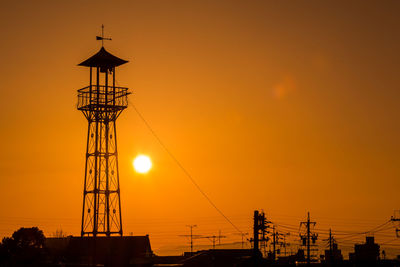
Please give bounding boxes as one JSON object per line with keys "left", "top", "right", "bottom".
{"left": 349, "top": 236, "right": 380, "bottom": 263}
{"left": 46, "top": 236, "right": 152, "bottom": 266}
{"left": 324, "top": 243, "right": 343, "bottom": 264}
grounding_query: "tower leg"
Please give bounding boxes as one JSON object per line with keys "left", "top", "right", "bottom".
{"left": 81, "top": 117, "right": 123, "bottom": 236}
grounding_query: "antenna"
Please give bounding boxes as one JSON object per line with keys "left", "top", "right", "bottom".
{"left": 200, "top": 232, "right": 227, "bottom": 249}
{"left": 96, "top": 24, "right": 112, "bottom": 46}
{"left": 178, "top": 225, "right": 201, "bottom": 254}
{"left": 233, "top": 232, "right": 249, "bottom": 248}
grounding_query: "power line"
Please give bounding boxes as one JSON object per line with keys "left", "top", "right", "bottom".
{"left": 335, "top": 221, "right": 392, "bottom": 240}
{"left": 131, "top": 104, "right": 243, "bottom": 235}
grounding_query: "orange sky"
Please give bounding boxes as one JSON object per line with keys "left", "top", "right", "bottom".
{"left": 0, "top": 0, "right": 400, "bottom": 257}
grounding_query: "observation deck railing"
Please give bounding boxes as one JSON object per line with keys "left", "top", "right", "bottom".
{"left": 77, "top": 85, "right": 130, "bottom": 111}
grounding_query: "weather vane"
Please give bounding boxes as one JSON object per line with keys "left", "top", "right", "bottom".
{"left": 96, "top": 24, "right": 112, "bottom": 46}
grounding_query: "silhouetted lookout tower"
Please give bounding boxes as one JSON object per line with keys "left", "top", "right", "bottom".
{"left": 77, "top": 44, "right": 130, "bottom": 237}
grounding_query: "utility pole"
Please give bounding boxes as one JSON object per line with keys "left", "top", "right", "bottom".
{"left": 300, "top": 212, "right": 317, "bottom": 265}
{"left": 253, "top": 210, "right": 269, "bottom": 253}
{"left": 254, "top": 210, "right": 260, "bottom": 252}
{"left": 271, "top": 226, "right": 285, "bottom": 261}
{"left": 323, "top": 228, "right": 338, "bottom": 265}
{"left": 281, "top": 232, "right": 290, "bottom": 256}
{"left": 272, "top": 226, "right": 276, "bottom": 261}
{"left": 307, "top": 213, "right": 310, "bottom": 264}
{"left": 253, "top": 210, "right": 271, "bottom": 257}
{"left": 329, "top": 229, "right": 332, "bottom": 254}
{"left": 391, "top": 211, "right": 400, "bottom": 237}
{"left": 328, "top": 228, "right": 334, "bottom": 265}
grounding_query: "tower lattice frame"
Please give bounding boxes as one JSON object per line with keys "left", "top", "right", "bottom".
{"left": 77, "top": 46, "right": 129, "bottom": 237}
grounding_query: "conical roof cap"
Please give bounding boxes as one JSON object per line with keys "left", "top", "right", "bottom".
{"left": 78, "top": 47, "right": 128, "bottom": 68}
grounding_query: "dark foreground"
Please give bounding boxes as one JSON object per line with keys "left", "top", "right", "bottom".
{"left": 1, "top": 235, "right": 400, "bottom": 267}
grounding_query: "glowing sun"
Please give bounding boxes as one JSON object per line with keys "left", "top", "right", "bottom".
{"left": 133, "top": 155, "right": 152, "bottom": 174}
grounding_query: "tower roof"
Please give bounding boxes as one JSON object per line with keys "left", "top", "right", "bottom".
{"left": 78, "top": 47, "right": 128, "bottom": 68}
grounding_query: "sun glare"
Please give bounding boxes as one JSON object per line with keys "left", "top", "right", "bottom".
{"left": 133, "top": 155, "right": 152, "bottom": 174}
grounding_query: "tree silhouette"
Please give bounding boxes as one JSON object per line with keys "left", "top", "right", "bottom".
{"left": 0, "top": 227, "right": 46, "bottom": 266}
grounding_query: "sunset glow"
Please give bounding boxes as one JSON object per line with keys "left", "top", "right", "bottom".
{"left": 1, "top": 0, "right": 400, "bottom": 260}
{"left": 133, "top": 155, "right": 152, "bottom": 174}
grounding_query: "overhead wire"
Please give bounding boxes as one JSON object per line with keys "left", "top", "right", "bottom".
{"left": 130, "top": 103, "right": 243, "bottom": 235}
